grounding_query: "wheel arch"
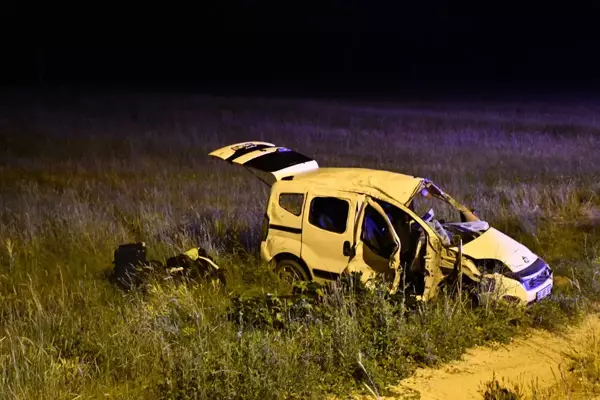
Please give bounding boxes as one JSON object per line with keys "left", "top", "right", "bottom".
{"left": 273, "top": 253, "right": 313, "bottom": 280}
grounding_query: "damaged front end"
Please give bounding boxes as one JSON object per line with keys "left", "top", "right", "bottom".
{"left": 111, "top": 242, "right": 226, "bottom": 291}
{"left": 410, "top": 180, "right": 554, "bottom": 305}
{"left": 471, "top": 256, "right": 554, "bottom": 304}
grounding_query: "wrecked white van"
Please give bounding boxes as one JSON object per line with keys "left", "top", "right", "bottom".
{"left": 209, "top": 141, "right": 553, "bottom": 305}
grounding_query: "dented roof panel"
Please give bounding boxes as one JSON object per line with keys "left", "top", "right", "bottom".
{"left": 290, "top": 168, "right": 424, "bottom": 205}
{"left": 209, "top": 142, "right": 423, "bottom": 204}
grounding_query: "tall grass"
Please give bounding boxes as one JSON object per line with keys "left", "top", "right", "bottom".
{"left": 0, "top": 92, "right": 599, "bottom": 398}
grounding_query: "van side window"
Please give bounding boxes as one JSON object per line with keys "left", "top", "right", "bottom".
{"left": 308, "top": 197, "right": 349, "bottom": 234}
{"left": 279, "top": 193, "right": 304, "bottom": 216}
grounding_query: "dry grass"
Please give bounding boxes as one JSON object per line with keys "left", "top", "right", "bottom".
{"left": 0, "top": 92, "right": 599, "bottom": 399}
{"left": 481, "top": 326, "right": 600, "bottom": 399}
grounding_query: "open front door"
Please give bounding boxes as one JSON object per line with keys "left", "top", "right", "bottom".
{"left": 209, "top": 141, "right": 319, "bottom": 185}
{"left": 346, "top": 197, "right": 402, "bottom": 290}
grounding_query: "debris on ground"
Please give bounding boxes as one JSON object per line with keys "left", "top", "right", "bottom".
{"left": 110, "top": 242, "right": 226, "bottom": 290}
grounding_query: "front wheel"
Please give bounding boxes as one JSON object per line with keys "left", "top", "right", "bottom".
{"left": 274, "top": 259, "right": 310, "bottom": 285}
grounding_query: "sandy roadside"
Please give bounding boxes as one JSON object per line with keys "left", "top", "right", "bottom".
{"left": 351, "top": 314, "right": 600, "bottom": 400}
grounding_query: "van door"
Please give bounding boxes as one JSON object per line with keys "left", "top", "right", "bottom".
{"left": 260, "top": 189, "right": 306, "bottom": 263}
{"left": 301, "top": 191, "right": 360, "bottom": 279}
{"left": 347, "top": 197, "right": 401, "bottom": 289}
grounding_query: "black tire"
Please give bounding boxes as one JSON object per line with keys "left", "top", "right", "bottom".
{"left": 437, "top": 273, "right": 480, "bottom": 307}
{"left": 275, "top": 258, "right": 310, "bottom": 285}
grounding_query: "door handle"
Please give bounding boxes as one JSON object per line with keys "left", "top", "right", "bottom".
{"left": 343, "top": 240, "right": 355, "bottom": 257}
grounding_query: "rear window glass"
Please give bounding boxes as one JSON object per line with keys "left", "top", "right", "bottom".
{"left": 226, "top": 144, "right": 273, "bottom": 162}
{"left": 279, "top": 193, "right": 304, "bottom": 216}
{"left": 244, "top": 148, "right": 313, "bottom": 172}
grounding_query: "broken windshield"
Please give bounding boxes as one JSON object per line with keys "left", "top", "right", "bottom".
{"left": 409, "top": 182, "right": 489, "bottom": 246}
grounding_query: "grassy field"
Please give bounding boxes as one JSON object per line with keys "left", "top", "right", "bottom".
{"left": 0, "top": 92, "right": 599, "bottom": 399}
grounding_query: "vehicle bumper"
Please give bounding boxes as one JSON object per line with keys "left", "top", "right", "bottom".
{"left": 520, "top": 275, "right": 553, "bottom": 304}
{"left": 488, "top": 273, "right": 554, "bottom": 305}
{"left": 260, "top": 240, "right": 271, "bottom": 262}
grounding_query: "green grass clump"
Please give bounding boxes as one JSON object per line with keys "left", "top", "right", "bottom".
{"left": 1, "top": 93, "right": 600, "bottom": 399}
{"left": 480, "top": 373, "right": 525, "bottom": 400}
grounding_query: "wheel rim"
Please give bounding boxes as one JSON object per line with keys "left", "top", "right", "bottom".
{"left": 278, "top": 265, "right": 304, "bottom": 284}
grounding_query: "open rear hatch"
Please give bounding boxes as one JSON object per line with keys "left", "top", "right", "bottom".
{"left": 209, "top": 141, "right": 319, "bottom": 185}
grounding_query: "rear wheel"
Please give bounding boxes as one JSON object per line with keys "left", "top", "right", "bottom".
{"left": 275, "top": 259, "right": 310, "bottom": 285}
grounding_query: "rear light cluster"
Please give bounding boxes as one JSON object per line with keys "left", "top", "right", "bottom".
{"left": 261, "top": 214, "right": 270, "bottom": 241}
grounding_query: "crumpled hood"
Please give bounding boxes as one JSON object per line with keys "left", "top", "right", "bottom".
{"left": 456, "top": 227, "right": 539, "bottom": 273}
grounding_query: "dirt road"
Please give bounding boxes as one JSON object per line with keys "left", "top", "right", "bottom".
{"left": 371, "top": 314, "right": 600, "bottom": 400}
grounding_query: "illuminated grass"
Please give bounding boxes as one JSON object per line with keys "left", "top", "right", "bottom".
{"left": 0, "top": 93, "right": 599, "bottom": 399}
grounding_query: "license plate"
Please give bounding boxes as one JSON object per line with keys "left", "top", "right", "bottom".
{"left": 536, "top": 284, "right": 552, "bottom": 301}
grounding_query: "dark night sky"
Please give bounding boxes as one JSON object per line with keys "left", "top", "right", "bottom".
{"left": 3, "top": 4, "right": 600, "bottom": 96}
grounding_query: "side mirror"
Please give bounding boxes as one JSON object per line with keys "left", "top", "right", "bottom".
{"left": 343, "top": 241, "right": 355, "bottom": 257}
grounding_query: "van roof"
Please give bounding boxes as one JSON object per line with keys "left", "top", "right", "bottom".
{"left": 283, "top": 167, "right": 425, "bottom": 205}
{"left": 208, "top": 142, "right": 425, "bottom": 205}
